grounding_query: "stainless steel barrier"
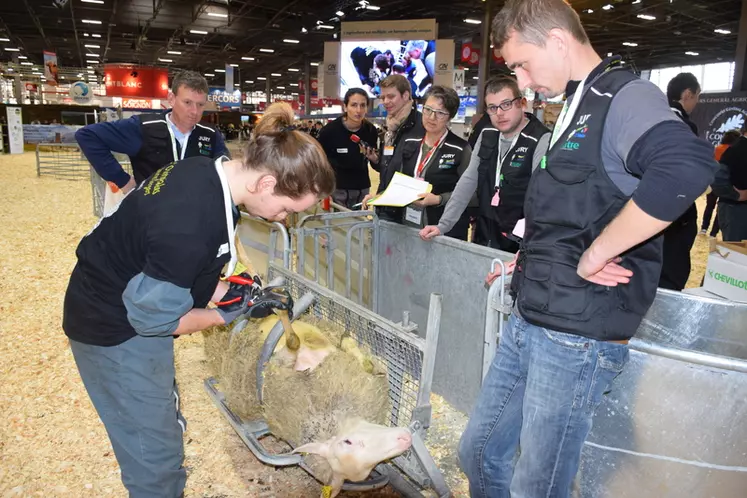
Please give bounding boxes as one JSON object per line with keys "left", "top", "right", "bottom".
{"left": 294, "top": 210, "right": 379, "bottom": 310}
{"left": 237, "top": 212, "right": 290, "bottom": 277}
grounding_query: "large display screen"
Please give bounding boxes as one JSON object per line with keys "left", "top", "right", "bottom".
{"left": 340, "top": 40, "right": 436, "bottom": 99}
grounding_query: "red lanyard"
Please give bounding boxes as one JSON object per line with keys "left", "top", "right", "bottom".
{"left": 415, "top": 131, "right": 448, "bottom": 179}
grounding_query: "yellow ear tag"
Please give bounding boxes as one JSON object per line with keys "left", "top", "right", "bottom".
{"left": 321, "top": 485, "right": 333, "bottom": 498}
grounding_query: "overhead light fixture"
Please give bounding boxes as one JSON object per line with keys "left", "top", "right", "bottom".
{"left": 190, "top": 29, "right": 208, "bottom": 35}
{"left": 365, "top": 4, "right": 380, "bottom": 10}
{"left": 207, "top": 12, "right": 228, "bottom": 18}
{"left": 637, "top": 14, "right": 656, "bottom": 20}
{"left": 86, "top": 53, "right": 99, "bottom": 58}
{"left": 607, "top": 52, "right": 613, "bottom": 56}
{"left": 17, "top": 55, "right": 27, "bottom": 59}
{"left": 335, "top": 10, "right": 344, "bottom": 16}
{"left": 167, "top": 50, "right": 181, "bottom": 55}
{"left": 318, "top": 24, "right": 335, "bottom": 29}
{"left": 215, "top": 69, "right": 226, "bottom": 72}
{"left": 77, "top": 73, "right": 83, "bottom": 77}
{"left": 632, "top": 0, "right": 642, "bottom": 3}
{"left": 283, "top": 39, "right": 300, "bottom": 44}
{"left": 602, "top": 4, "right": 613, "bottom": 10}
{"left": 4, "top": 48, "right": 20, "bottom": 52}
{"left": 87, "top": 70, "right": 94, "bottom": 74}
{"left": 472, "top": 76, "right": 478, "bottom": 80}
{"left": 245, "top": 80, "right": 254, "bottom": 83}
{"left": 92, "top": 33, "right": 102, "bottom": 38}
{"left": 685, "top": 51, "right": 699, "bottom": 56}
{"left": 159, "top": 58, "right": 173, "bottom": 62}
{"left": 20, "top": 62, "right": 33, "bottom": 66}
{"left": 271, "top": 73, "right": 282, "bottom": 77}
{"left": 259, "top": 48, "right": 274, "bottom": 53}
{"left": 622, "top": 42, "right": 638, "bottom": 47}
{"left": 584, "top": 8, "right": 594, "bottom": 13}
{"left": 83, "top": 33, "right": 90, "bottom": 37}
{"left": 277, "top": 86, "right": 286, "bottom": 89}
{"left": 81, "top": 0, "right": 104, "bottom": 3}
{"left": 257, "top": 76, "right": 267, "bottom": 80}
{"left": 0, "top": 37, "right": 10, "bottom": 42}
{"left": 290, "top": 83, "right": 299, "bottom": 87}
{"left": 714, "top": 29, "right": 731, "bottom": 35}
{"left": 310, "top": 62, "right": 319, "bottom": 66}
{"left": 204, "top": 73, "right": 215, "bottom": 76}
{"left": 241, "top": 56, "right": 255, "bottom": 61}
{"left": 464, "top": 19, "right": 481, "bottom": 24}
{"left": 301, "top": 27, "right": 308, "bottom": 33}
{"left": 81, "top": 19, "right": 102, "bottom": 24}
{"left": 32, "top": 72, "right": 42, "bottom": 75}
{"left": 288, "top": 68, "right": 299, "bottom": 72}
{"left": 85, "top": 44, "right": 100, "bottom": 48}
{"left": 291, "top": 92, "right": 298, "bottom": 96}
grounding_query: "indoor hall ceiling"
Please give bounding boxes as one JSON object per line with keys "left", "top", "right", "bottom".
{"left": 0, "top": 0, "right": 740, "bottom": 91}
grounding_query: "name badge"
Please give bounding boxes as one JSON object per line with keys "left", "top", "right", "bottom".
{"left": 405, "top": 207, "right": 423, "bottom": 226}
{"left": 491, "top": 190, "right": 501, "bottom": 207}
{"left": 336, "top": 148, "right": 348, "bottom": 153}
{"left": 384, "top": 145, "right": 395, "bottom": 156}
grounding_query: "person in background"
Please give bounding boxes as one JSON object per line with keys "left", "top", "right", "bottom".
{"left": 317, "top": 88, "right": 379, "bottom": 209}
{"left": 715, "top": 128, "right": 747, "bottom": 241}
{"left": 63, "top": 103, "right": 335, "bottom": 498}
{"left": 370, "top": 74, "right": 424, "bottom": 176}
{"left": 658, "top": 72, "right": 701, "bottom": 291}
{"left": 458, "top": 1, "right": 716, "bottom": 497}
{"left": 76, "top": 71, "right": 228, "bottom": 194}
{"left": 702, "top": 130, "right": 740, "bottom": 237}
{"left": 420, "top": 77, "right": 550, "bottom": 251}
{"left": 365, "top": 86, "right": 473, "bottom": 239}
{"left": 310, "top": 121, "right": 323, "bottom": 139}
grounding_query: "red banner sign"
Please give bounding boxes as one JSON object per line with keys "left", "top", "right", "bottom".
{"left": 24, "top": 82, "right": 38, "bottom": 92}
{"left": 104, "top": 65, "right": 169, "bottom": 98}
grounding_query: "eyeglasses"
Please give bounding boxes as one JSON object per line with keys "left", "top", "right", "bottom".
{"left": 423, "top": 105, "right": 451, "bottom": 120}
{"left": 486, "top": 97, "right": 522, "bottom": 115}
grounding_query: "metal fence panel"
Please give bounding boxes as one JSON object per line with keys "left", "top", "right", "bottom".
{"left": 375, "top": 221, "right": 514, "bottom": 414}
{"left": 36, "top": 143, "right": 90, "bottom": 180}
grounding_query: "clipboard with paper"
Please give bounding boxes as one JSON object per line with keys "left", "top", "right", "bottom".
{"left": 369, "top": 172, "right": 433, "bottom": 207}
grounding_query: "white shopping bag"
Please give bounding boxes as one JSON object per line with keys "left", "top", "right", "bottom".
{"left": 103, "top": 182, "right": 125, "bottom": 218}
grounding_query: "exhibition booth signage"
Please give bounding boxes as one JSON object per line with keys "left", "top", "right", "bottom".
{"left": 104, "top": 65, "right": 169, "bottom": 99}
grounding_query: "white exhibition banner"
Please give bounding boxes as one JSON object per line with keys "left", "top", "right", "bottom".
{"left": 340, "top": 19, "right": 437, "bottom": 41}
{"left": 434, "top": 39, "right": 455, "bottom": 89}
{"left": 322, "top": 42, "right": 341, "bottom": 99}
{"left": 6, "top": 106, "right": 24, "bottom": 154}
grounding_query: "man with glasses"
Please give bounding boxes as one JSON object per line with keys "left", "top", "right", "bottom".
{"left": 421, "top": 76, "right": 550, "bottom": 252}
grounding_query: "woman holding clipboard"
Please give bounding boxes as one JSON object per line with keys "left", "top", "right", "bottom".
{"left": 363, "top": 85, "right": 473, "bottom": 240}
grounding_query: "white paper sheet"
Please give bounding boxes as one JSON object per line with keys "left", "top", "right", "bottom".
{"left": 369, "top": 172, "right": 432, "bottom": 207}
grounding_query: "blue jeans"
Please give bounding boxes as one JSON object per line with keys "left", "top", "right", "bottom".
{"left": 70, "top": 336, "right": 186, "bottom": 498}
{"left": 458, "top": 313, "right": 629, "bottom": 498}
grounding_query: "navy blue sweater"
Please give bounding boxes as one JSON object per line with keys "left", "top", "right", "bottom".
{"left": 75, "top": 114, "right": 229, "bottom": 188}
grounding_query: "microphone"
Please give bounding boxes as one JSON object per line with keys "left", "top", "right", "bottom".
{"left": 350, "top": 134, "right": 373, "bottom": 150}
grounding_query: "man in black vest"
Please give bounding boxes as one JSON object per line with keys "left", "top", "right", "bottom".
{"left": 420, "top": 77, "right": 550, "bottom": 251}
{"left": 457, "top": 1, "right": 717, "bottom": 497}
{"left": 76, "top": 71, "right": 229, "bottom": 193}
{"left": 658, "top": 72, "right": 701, "bottom": 290}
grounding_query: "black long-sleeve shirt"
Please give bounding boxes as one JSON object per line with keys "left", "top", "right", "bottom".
{"left": 316, "top": 117, "right": 379, "bottom": 190}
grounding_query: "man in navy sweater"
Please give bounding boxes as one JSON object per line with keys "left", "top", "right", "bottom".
{"left": 76, "top": 70, "right": 229, "bottom": 194}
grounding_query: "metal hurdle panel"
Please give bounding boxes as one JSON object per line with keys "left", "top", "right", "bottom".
{"left": 36, "top": 143, "right": 90, "bottom": 180}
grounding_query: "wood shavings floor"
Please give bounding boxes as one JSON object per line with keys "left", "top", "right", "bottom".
{"left": 0, "top": 151, "right": 714, "bottom": 498}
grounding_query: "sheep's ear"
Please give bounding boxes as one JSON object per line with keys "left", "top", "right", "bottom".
{"left": 293, "top": 441, "right": 331, "bottom": 458}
